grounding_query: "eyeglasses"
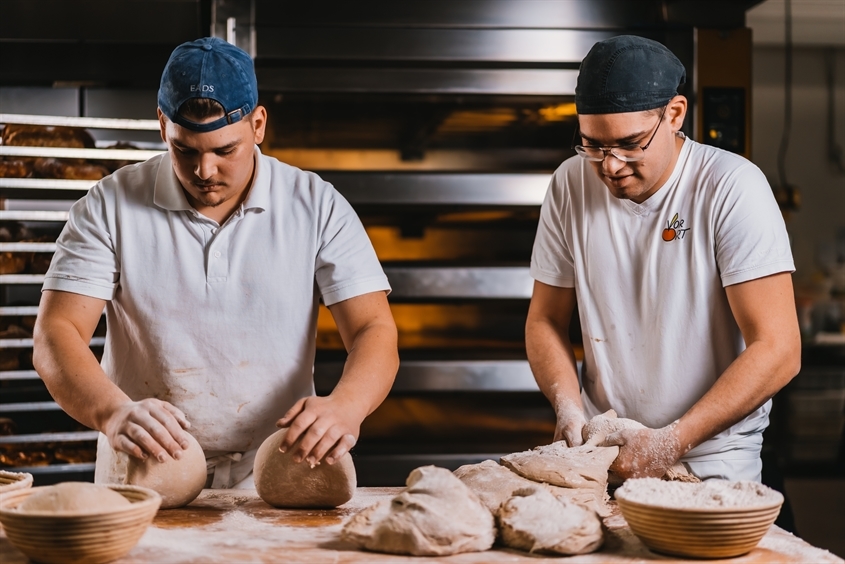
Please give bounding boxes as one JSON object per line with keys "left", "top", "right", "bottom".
{"left": 572, "top": 105, "right": 668, "bottom": 163}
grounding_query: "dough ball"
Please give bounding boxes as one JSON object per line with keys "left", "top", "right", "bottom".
{"left": 497, "top": 487, "right": 604, "bottom": 555}
{"left": 125, "top": 431, "right": 206, "bottom": 509}
{"left": 341, "top": 465, "right": 495, "bottom": 556}
{"left": 253, "top": 428, "right": 355, "bottom": 508}
{"left": 500, "top": 441, "right": 618, "bottom": 494}
{"left": 18, "top": 482, "right": 130, "bottom": 514}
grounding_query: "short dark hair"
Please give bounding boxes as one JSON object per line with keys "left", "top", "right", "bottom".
{"left": 178, "top": 98, "right": 225, "bottom": 122}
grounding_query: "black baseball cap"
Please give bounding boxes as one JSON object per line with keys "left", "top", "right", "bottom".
{"left": 575, "top": 35, "right": 686, "bottom": 115}
{"left": 158, "top": 37, "right": 258, "bottom": 132}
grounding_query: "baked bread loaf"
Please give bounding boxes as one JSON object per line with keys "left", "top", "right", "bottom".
{"left": 33, "top": 158, "right": 109, "bottom": 180}
{"left": 2, "top": 124, "right": 96, "bottom": 149}
{"left": 0, "top": 159, "right": 33, "bottom": 178}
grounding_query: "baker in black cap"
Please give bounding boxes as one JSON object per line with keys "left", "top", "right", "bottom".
{"left": 34, "top": 37, "right": 399, "bottom": 489}
{"left": 526, "top": 36, "right": 799, "bottom": 482}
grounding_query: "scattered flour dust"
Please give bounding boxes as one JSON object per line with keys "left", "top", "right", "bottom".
{"left": 133, "top": 509, "right": 338, "bottom": 562}
{"left": 615, "top": 477, "right": 783, "bottom": 509}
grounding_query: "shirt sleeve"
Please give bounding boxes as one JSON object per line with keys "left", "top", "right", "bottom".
{"left": 42, "top": 184, "right": 120, "bottom": 300}
{"left": 713, "top": 161, "right": 795, "bottom": 287}
{"left": 314, "top": 185, "right": 391, "bottom": 306}
{"left": 530, "top": 170, "right": 576, "bottom": 288}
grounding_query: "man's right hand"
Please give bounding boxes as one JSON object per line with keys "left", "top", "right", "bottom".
{"left": 102, "top": 399, "right": 191, "bottom": 462}
{"left": 553, "top": 398, "right": 587, "bottom": 446}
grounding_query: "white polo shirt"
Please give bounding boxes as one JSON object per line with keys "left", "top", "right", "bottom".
{"left": 530, "top": 137, "right": 794, "bottom": 479}
{"left": 44, "top": 148, "right": 390, "bottom": 460}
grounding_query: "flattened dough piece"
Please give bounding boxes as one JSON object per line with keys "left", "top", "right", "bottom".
{"left": 125, "top": 431, "right": 206, "bottom": 509}
{"left": 253, "top": 428, "right": 355, "bottom": 508}
{"left": 497, "top": 487, "right": 604, "bottom": 555}
{"left": 341, "top": 465, "right": 495, "bottom": 556}
{"left": 19, "top": 482, "right": 130, "bottom": 514}
{"left": 500, "top": 441, "right": 618, "bottom": 493}
{"left": 454, "top": 459, "right": 608, "bottom": 516}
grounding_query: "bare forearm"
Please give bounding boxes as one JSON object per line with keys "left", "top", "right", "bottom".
{"left": 526, "top": 318, "right": 582, "bottom": 412}
{"left": 34, "top": 318, "right": 129, "bottom": 432}
{"left": 331, "top": 321, "right": 399, "bottom": 419}
{"left": 675, "top": 337, "right": 800, "bottom": 456}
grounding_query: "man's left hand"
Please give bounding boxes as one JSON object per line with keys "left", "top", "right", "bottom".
{"left": 275, "top": 395, "right": 366, "bottom": 466}
{"left": 602, "top": 424, "right": 683, "bottom": 480}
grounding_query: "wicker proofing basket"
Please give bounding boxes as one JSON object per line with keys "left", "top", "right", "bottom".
{"left": 616, "top": 493, "right": 783, "bottom": 559}
{"left": 0, "top": 470, "right": 33, "bottom": 494}
{"left": 0, "top": 484, "right": 162, "bottom": 564}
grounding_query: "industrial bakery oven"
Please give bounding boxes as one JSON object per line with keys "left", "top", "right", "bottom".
{"left": 1, "top": 0, "right": 760, "bottom": 485}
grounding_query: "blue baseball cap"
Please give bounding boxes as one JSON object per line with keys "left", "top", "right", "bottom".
{"left": 158, "top": 37, "right": 258, "bottom": 132}
{"left": 575, "top": 35, "right": 686, "bottom": 115}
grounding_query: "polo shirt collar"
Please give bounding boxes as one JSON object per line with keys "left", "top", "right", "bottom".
{"left": 153, "top": 146, "right": 269, "bottom": 213}
{"left": 242, "top": 146, "right": 270, "bottom": 212}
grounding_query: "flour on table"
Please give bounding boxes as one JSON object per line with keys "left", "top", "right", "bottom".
{"left": 341, "top": 465, "right": 495, "bottom": 556}
{"left": 497, "top": 486, "right": 604, "bottom": 555}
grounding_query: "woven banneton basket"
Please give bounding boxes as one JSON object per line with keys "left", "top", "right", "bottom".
{"left": 0, "top": 483, "right": 161, "bottom": 564}
{"left": 616, "top": 480, "right": 783, "bottom": 559}
{"left": 0, "top": 470, "right": 33, "bottom": 494}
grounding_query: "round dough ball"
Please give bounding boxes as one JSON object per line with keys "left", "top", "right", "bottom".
{"left": 125, "top": 431, "right": 206, "bottom": 509}
{"left": 19, "top": 482, "right": 130, "bottom": 514}
{"left": 254, "top": 428, "right": 356, "bottom": 508}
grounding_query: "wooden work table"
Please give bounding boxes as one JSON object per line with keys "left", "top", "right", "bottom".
{"left": 1, "top": 488, "right": 841, "bottom": 563}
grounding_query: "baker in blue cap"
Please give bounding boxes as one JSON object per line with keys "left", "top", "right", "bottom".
{"left": 526, "top": 35, "right": 799, "bottom": 482}
{"left": 34, "top": 38, "right": 399, "bottom": 490}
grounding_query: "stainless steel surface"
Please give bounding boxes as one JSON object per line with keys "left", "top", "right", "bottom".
{"left": 1, "top": 174, "right": 552, "bottom": 205}
{"left": 258, "top": 28, "right": 615, "bottom": 63}
{"left": 0, "top": 210, "right": 69, "bottom": 221}
{"left": 0, "top": 337, "right": 105, "bottom": 348}
{"left": 0, "top": 113, "right": 159, "bottom": 130}
{"left": 384, "top": 267, "right": 532, "bottom": 299}
{"left": 0, "top": 307, "right": 39, "bottom": 316}
{"left": 0, "top": 178, "right": 96, "bottom": 192}
{"left": 259, "top": 67, "right": 579, "bottom": 95}
{"left": 0, "top": 401, "right": 61, "bottom": 413}
{"left": 0, "top": 275, "right": 47, "bottom": 285}
{"left": 0, "top": 146, "right": 161, "bottom": 161}
{"left": 0, "top": 371, "right": 40, "bottom": 381}
{"left": 254, "top": 0, "right": 758, "bottom": 29}
{"left": 315, "top": 360, "right": 552, "bottom": 392}
{"left": 0, "top": 243, "right": 56, "bottom": 253}
{"left": 323, "top": 173, "right": 549, "bottom": 205}
{"left": 0, "top": 431, "right": 99, "bottom": 444}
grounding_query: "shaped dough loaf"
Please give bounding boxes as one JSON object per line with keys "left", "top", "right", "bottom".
{"left": 125, "top": 431, "right": 206, "bottom": 509}
{"left": 253, "top": 428, "right": 356, "bottom": 508}
{"left": 19, "top": 482, "right": 130, "bottom": 514}
{"left": 341, "top": 465, "right": 495, "bottom": 556}
{"left": 497, "top": 487, "right": 604, "bottom": 555}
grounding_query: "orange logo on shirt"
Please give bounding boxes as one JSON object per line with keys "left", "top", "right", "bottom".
{"left": 661, "top": 212, "right": 690, "bottom": 242}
